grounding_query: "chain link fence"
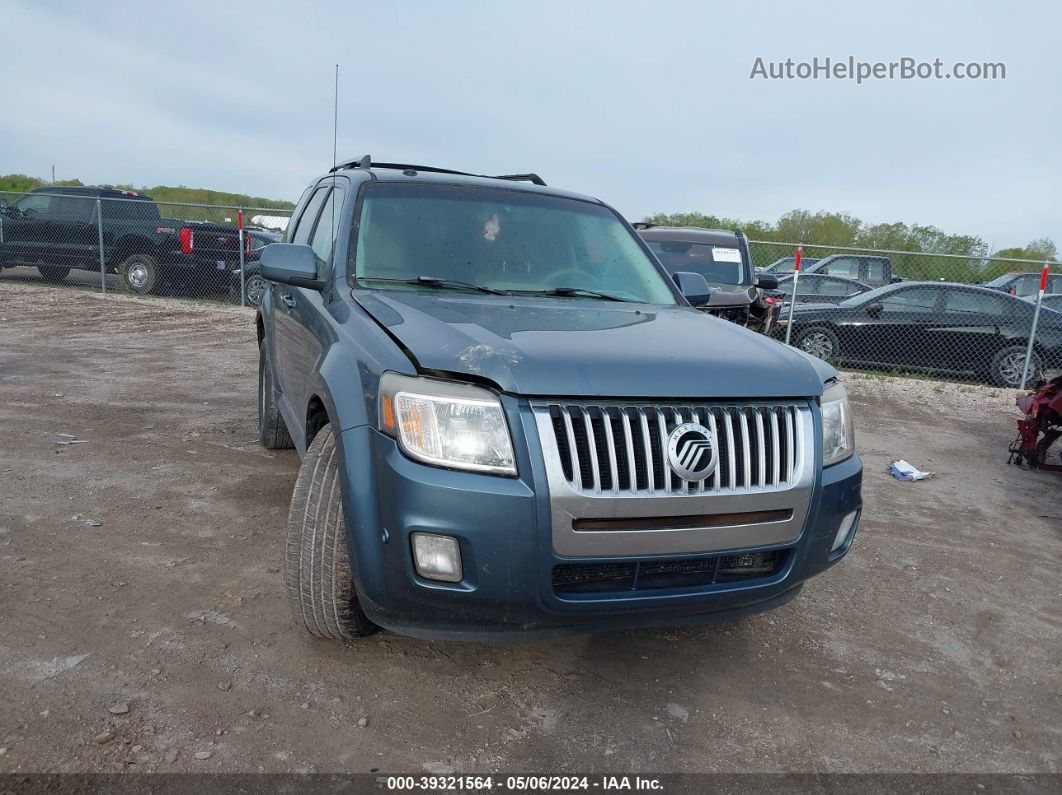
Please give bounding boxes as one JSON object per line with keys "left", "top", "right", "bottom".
{"left": 3, "top": 185, "right": 1060, "bottom": 388}
{"left": 747, "top": 240, "right": 1061, "bottom": 388}
{"left": 0, "top": 188, "right": 292, "bottom": 307}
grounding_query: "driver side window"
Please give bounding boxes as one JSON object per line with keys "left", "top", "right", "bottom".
{"left": 880, "top": 287, "right": 939, "bottom": 313}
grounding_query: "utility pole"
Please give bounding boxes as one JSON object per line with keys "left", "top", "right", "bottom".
{"left": 51, "top": 165, "right": 56, "bottom": 184}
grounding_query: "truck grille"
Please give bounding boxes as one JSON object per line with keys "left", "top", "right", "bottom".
{"left": 541, "top": 402, "right": 806, "bottom": 496}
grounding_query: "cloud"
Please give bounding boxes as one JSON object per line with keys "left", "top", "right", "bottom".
{"left": 2, "top": 0, "right": 1059, "bottom": 247}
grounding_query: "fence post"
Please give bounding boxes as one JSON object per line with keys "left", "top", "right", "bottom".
{"left": 783, "top": 246, "right": 803, "bottom": 346}
{"left": 238, "top": 208, "right": 246, "bottom": 307}
{"left": 1019, "top": 261, "right": 1051, "bottom": 390}
{"left": 96, "top": 197, "right": 106, "bottom": 294}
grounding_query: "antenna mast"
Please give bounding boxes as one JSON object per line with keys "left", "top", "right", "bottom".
{"left": 332, "top": 64, "right": 339, "bottom": 173}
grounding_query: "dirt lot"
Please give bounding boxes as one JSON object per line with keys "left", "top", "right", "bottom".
{"left": 0, "top": 283, "right": 1059, "bottom": 775}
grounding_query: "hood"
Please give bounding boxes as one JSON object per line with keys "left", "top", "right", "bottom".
{"left": 355, "top": 290, "right": 828, "bottom": 399}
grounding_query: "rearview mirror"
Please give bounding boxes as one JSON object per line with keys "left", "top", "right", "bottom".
{"left": 260, "top": 243, "right": 324, "bottom": 290}
{"left": 756, "top": 273, "right": 779, "bottom": 290}
{"left": 671, "top": 271, "right": 711, "bottom": 306}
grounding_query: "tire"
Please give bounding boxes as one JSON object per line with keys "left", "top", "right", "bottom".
{"left": 258, "top": 344, "right": 294, "bottom": 450}
{"left": 120, "top": 253, "right": 160, "bottom": 295}
{"left": 38, "top": 265, "right": 71, "bottom": 283}
{"left": 990, "top": 344, "right": 1042, "bottom": 388}
{"left": 284, "top": 425, "right": 376, "bottom": 641}
{"left": 792, "top": 326, "right": 841, "bottom": 362}
{"left": 242, "top": 274, "right": 269, "bottom": 307}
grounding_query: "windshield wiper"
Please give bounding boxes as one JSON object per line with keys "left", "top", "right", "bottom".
{"left": 518, "top": 287, "right": 630, "bottom": 302}
{"left": 362, "top": 276, "right": 508, "bottom": 296}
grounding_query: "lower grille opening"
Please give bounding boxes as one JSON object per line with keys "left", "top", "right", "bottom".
{"left": 552, "top": 550, "right": 788, "bottom": 595}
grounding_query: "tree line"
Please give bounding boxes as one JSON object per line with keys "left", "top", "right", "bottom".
{"left": 0, "top": 174, "right": 295, "bottom": 212}
{"left": 644, "top": 209, "right": 1058, "bottom": 281}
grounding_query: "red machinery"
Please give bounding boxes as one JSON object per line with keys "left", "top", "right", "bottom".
{"left": 1009, "top": 374, "right": 1062, "bottom": 472}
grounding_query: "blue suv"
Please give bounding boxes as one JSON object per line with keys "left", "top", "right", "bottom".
{"left": 256, "top": 157, "right": 863, "bottom": 641}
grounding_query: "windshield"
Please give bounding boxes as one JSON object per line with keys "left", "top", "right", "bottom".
{"left": 839, "top": 283, "right": 922, "bottom": 307}
{"left": 352, "top": 183, "right": 677, "bottom": 305}
{"left": 644, "top": 240, "right": 750, "bottom": 286}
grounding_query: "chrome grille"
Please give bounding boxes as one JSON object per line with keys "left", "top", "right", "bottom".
{"left": 540, "top": 402, "right": 807, "bottom": 496}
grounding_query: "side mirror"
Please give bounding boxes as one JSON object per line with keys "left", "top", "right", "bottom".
{"left": 672, "top": 271, "right": 711, "bottom": 306}
{"left": 756, "top": 273, "right": 779, "bottom": 290}
{"left": 260, "top": 243, "right": 324, "bottom": 290}
{"left": 866, "top": 302, "right": 884, "bottom": 318}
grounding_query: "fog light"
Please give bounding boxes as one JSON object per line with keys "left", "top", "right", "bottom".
{"left": 411, "top": 533, "right": 463, "bottom": 582}
{"left": 831, "top": 510, "right": 860, "bottom": 552}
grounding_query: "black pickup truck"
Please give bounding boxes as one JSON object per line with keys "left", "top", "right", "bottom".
{"left": 0, "top": 186, "right": 249, "bottom": 294}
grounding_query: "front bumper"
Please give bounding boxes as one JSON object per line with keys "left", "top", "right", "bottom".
{"left": 338, "top": 418, "right": 862, "bottom": 641}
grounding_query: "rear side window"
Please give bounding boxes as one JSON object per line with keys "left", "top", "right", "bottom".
{"left": 945, "top": 290, "right": 1006, "bottom": 316}
{"left": 866, "top": 258, "right": 888, "bottom": 282}
{"left": 291, "top": 187, "right": 330, "bottom": 245}
{"left": 102, "top": 198, "right": 159, "bottom": 221}
{"left": 823, "top": 256, "right": 860, "bottom": 278}
{"left": 818, "top": 278, "right": 853, "bottom": 297}
{"left": 54, "top": 195, "right": 96, "bottom": 221}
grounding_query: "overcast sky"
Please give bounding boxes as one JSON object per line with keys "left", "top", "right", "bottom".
{"left": 3, "top": 0, "right": 1059, "bottom": 249}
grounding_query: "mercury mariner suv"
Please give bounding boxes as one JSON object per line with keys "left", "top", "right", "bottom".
{"left": 255, "top": 157, "right": 863, "bottom": 641}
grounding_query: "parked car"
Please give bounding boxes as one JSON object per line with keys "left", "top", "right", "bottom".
{"left": 984, "top": 272, "right": 1062, "bottom": 297}
{"left": 635, "top": 224, "right": 781, "bottom": 334}
{"left": 229, "top": 227, "right": 281, "bottom": 305}
{"left": 255, "top": 156, "right": 863, "bottom": 641}
{"left": 764, "top": 273, "right": 872, "bottom": 306}
{"left": 0, "top": 186, "right": 248, "bottom": 294}
{"left": 1025, "top": 293, "right": 1062, "bottom": 312}
{"left": 802, "top": 254, "right": 900, "bottom": 286}
{"left": 776, "top": 281, "right": 1062, "bottom": 387}
{"left": 760, "top": 255, "right": 820, "bottom": 274}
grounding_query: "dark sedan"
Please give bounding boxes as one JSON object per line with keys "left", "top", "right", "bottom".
{"left": 776, "top": 282, "right": 1062, "bottom": 387}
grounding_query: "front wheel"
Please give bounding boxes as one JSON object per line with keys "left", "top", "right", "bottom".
{"left": 990, "top": 344, "right": 1041, "bottom": 388}
{"left": 120, "top": 253, "right": 160, "bottom": 295}
{"left": 38, "top": 265, "right": 71, "bottom": 283}
{"left": 284, "top": 425, "right": 376, "bottom": 641}
{"left": 792, "top": 326, "right": 840, "bottom": 362}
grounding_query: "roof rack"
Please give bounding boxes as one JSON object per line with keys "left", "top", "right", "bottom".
{"left": 330, "top": 155, "right": 546, "bottom": 185}
{"left": 493, "top": 173, "right": 546, "bottom": 186}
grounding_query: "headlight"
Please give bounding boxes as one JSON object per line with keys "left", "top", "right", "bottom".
{"left": 821, "top": 381, "right": 855, "bottom": 466}
{"left": 379, "top": 373, "right": 516, "bottom": 476}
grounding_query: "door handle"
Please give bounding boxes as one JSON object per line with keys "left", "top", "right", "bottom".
{"left": 282, "top": 294, "right": 296, "bottom": 309}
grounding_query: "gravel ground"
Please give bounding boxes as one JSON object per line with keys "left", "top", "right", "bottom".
{"left": 0, "top": 283, "right": 1059, "bottom": 775}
